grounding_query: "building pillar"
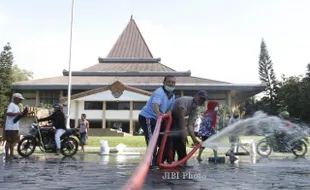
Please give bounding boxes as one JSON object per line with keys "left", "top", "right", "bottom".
{"left": 75, "top": 101, "right": 79, "bottom": 127}
{"left": 226, "top": 91, "right": 232, "bottom": 108}
{"left": 102, "top": 101, "right": 106, "bottom": 128}
{"left": 129, "top": 101, "right": 133, "bottom": 134}
{"left": 180, "top": 90, "right": 184, "bottom": 96}
{"left": 35, "top": 91, "right": 40, "bottom": 106}
{"left": 60, "top": 90, "right": 63, "bottom": 98}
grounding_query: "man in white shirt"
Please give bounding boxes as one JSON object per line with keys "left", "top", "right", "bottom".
{"left": 5, "top": 93, "right": 25, "bottom": 160}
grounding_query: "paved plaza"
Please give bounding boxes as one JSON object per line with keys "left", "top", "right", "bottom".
{"left": 0, "top": 153, "right": 309, "bottom": 190}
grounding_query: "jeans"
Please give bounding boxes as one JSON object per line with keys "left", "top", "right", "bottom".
{"left": 55, "top": 129, "right": 66, "bottom": 150}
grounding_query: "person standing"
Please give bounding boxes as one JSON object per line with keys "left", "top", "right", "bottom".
{"left": 171, "top": 90, "right": 208, "bottom": 163}
{"left": 4, "top": 93, "right": 25, "bottom": 160}
{"left": 77, "top": 113, "right": 90, "bottom": 153}
{"left": 139, "top": 75, "right": 176, "bottom": 167}
{"left": 197, "top": 100, "right": 220, "bottom": 162}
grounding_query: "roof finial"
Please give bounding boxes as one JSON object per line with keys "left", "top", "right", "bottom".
{"left": 131, "top": 2, "right": 134, "bottom": 20}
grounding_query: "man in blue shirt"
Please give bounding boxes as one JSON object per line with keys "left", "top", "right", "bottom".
{"left": 139, "top": 75, "right": 176, "bottom": 167}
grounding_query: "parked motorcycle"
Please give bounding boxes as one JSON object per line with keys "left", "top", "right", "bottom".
{"left": 256, "top": 128, "right": 308, "bottom": 157}
{"left": 17, "top": 123, "right": 80, "bottom": 157}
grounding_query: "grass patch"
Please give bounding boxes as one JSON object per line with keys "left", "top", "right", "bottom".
{"left": 86, "top": 136, "right": 266, "bottom": 147}
{"left": 86, "top": 136, "right": 197, "bottom": 147}
{"left": 87, "top": 136, "right": 146, "bottom": 147}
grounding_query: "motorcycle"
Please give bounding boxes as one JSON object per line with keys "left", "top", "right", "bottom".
{"left": 256, "top": 127, "right": 308, "bottom": 157}
{"left": 17, "top": 123, "right": 80, "bottom": 157}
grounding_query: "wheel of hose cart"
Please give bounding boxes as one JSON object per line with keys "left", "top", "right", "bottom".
{"left": 256, "top": 140, "right": 272, "bottom": 157}
{"left": 60, "top": 137, "right": 78, "bottom": 157}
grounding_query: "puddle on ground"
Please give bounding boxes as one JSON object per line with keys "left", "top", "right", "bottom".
{"left": 0, "top": 154, "right": 310, "bottom": 190}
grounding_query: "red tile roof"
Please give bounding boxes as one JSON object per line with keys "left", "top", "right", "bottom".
{"left": 81, "top": 63, "right": 175, "bottom": 72}
{"left": 106, "top": 16, "right": 153, "bottom": 58}
{"left": 13, "top": 76, "right": 229, "bottom": 85}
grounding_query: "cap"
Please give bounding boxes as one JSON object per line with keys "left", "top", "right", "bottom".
{"left": 196, "top": 90, "right": 208, "bottom": 99}
{"left": 53, "top": 103, "right": 64, "bottom": 109}
{"left": 13, "top": 93, "right": 25, "bottom": 100}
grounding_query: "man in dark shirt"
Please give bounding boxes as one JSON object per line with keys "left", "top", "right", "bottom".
{"left": 171, "top": 90, "right": 208, "bottom": 163}
{"left": 38, "top": 103, "right": 66, "bottom": 155}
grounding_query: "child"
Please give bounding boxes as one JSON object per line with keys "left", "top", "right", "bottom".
{"left": 77, "top": 114, "right": 89, "bottom": 153}
{"left": 197, "top": 100, "right": 219, "bottom": 162}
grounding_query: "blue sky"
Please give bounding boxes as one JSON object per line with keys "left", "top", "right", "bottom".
{"left": 0, "top": 0, "right": 309, "bottom": 84}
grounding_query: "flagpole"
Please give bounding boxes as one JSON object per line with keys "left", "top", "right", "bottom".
{"left": 66, "top": 0, "right": 75, "bottom": 129}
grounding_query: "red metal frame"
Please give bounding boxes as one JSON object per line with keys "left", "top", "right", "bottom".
{"left": 122, "top": 114, "right": 201, "bottom": 189}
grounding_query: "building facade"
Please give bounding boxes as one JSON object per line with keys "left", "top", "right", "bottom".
{"left": 12, "top": 16, "right": 265, "bottom": 136}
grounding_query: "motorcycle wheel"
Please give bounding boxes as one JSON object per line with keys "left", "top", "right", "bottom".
{"left": 60, "top": 137, "right": 78, "bottom": 157}
{"left": 256, "top": 140, "right": 272, "bottom": 157}
{"left": 292, "top": 140, "right": 307, "bottom": 157}
{"left": 17, "top": 136, "right": 36, "bottom": 157}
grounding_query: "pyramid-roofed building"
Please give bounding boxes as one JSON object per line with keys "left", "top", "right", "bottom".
{"left": 12, "top": 16, "right": 265, "bottom": 136}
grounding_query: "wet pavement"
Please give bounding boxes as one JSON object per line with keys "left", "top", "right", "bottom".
{"left": 0, "top": 153, "right": 310, "bottom": 190}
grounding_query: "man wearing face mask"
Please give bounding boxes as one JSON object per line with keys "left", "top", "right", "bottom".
{"left": 139, "top": 76, "right": 176, "bottom": 167}
{"left": 171, "top": 90, "right": 208, "bottom": 164}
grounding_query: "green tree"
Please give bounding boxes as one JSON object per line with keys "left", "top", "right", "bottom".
{"left": 258, "top": 39, "right": 279, "bottom": 115}
{"left": 0, "top": 43, "right": 14, "bottom": 120}
{"left": 239, "top": 96, "right": 260, "bottom": 117}
{"left": 12, "top": 64, "right": 33, "bottom": 82}
{"left": 302, "top": 63, "right": 310, "bottom": 82}
{"left": 278, "top": 75, "right": 310, "bottom": 123}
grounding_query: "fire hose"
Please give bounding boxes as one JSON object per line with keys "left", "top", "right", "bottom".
{"left": 156, "top": 115, "right": 201, "bottom": 168}
{"left": 121, "top": 114, "right": 201, "bottom": 190}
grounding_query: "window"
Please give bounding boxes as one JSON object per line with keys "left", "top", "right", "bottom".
{"left": 133, "top": 102, "right": 146, "bottom": 110}
{"left": 106, "top": 120, "right": 130, "bottom": 133}
{"left": 106, "top": 101, "right": 130, "bottom": 110}
{"left": 21, "top": 91, "right": 37, "bottom": 106}
{"left": 183, "top": 91, "right": 197, "bottom": 97}
{"left": 174, "top": 90, "right": 181, "bottom": 98}
{"left": 175, "top": 94, "right": 181, "bottom": 99}
{"left": 88, "top": 120, "right": 102, "bottom": 128}
{"left": 39, "top": 91, "right": 60, "bottom": 105}
{"left": 84, "top": 101, "right": 103, "bottom": 110}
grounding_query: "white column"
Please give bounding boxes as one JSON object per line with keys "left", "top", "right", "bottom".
{"left": 35, "top": 90, "right": 40, "bottom": 106}
{"left": 74, "top": 101, "right": 79, "bottom": 127}
{"left": 129, "top": 101, "right": 133, "bottom": 134}
{"left": 226, "top": 91, "right": 232, "bottom": 108}
{"left": 181, "top": 90, "right": 184, "bottom": 96}
{"left": 102, "top": 101, "right": 106, "bottom": 128}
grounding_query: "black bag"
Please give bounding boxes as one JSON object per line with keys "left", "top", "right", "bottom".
{"left": 13, "top": 107, "right": 29, "bottom": 124}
